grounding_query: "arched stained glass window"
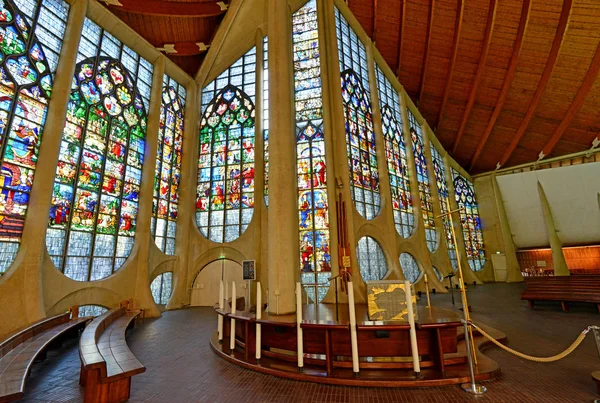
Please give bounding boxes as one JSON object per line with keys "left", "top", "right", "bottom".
{"left": 335, "top": 7, "right": 380, "bottom": 220}
{"left": 150, "top": 271, "right": 172, "bottom": 305}
{"left": 46, "top": 19, "right": 153, "bottom": 282}
{"left": 400, "top": 252, "right": 422, "bottom": 284}
{"left": 151, "top": 77, "right": 185, "bottom": 255}
{"left": 430, "top": 144, "right": 457, "bottom": 270}
{"left": 357, "top": 236, "right": 387, "bottom": 281}
{"left": 0, "top": 0, "right": 69, "bottom": 276}
{"left": 294, "top": 0, "right": 330, "bottom": 303}
{"left": 375, "top": 65, "right": 414, "bottom": 238}
{"left": 407, "top": 110, "right": 436, "bottom": 252}
{"left": 197, "top": 47, "right": 256, "bottom": 244}
{"left": 78, "top": 304, "right": 108, "bottom": 317}
{"left": 452, "top": 169, "right": 486, "bottom": 272}
{"left": 262, "top": 36, "right": 269, "bottom": 206}
{"left": 432, "top": 266, "right": 443, "bottom": 281}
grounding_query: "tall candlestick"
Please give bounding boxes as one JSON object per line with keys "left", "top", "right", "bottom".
{"left": 256, "top": 283, "right": 262, "bottom": 361}
{"left": 230, "top": 282, "right": 237, "bottom": 351}
{"left": 405, "top": 281, "right": 421, "bottom": 376}
{"left": 296, "top": 283, "right": 304, "bottom": 368}
{"left": 348, "top": 282, "right": 360, "bottom": 373}
{"left": 218, "top": 280, "right": 224, "bottom": 341}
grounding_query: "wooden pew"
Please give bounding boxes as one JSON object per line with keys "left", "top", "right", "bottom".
{"left": 79, "top": 301, "right": 145, "bottom": 403}
{"left": 521, "top": 275, "right": 600, "bottom": 313}
{"left": 0, "top": 308, "right": 90, "bottom": 402}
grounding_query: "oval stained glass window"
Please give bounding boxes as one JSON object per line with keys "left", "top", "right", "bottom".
{"left": 400, "top": 252, "right": 422, "bottom": 284}
{"left": 356, "top": 236, "right": 387, "bottom": 281}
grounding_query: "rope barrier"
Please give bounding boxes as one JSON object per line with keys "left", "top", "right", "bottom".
{"left": 469, "top": 321, "right": 595, "bottom": 363}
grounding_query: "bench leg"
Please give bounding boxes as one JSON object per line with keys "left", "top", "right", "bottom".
{"left": 561, "top": 301, "right": 569, "bottom": 312}
{"left": 528, "top": 301, "right": 534, "bottom": 310}
{"left": 83, "top": 368, "right": 133, "bottom": 403}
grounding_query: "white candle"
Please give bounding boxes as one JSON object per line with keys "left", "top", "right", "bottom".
{"left": 218, "top": 280, "right": 224, "bottom": 341}
{"left": 230, "top": 282, "right": 236, "bottom": 351}
{"left": 405, "top": 280, "right": 421, "bottom": 374}
{"left": 348, "top": 282, "right": 360, "bottom": 373}
{"left": 256, "top": 283, "right": 262, "bottom": 360}
{"left": 296, "top": 283, "right": 304, "bottom": 368}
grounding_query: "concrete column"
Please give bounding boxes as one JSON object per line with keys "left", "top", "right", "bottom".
{"left": 15, "top": 0, "right": 87, "bottom": 324}
{"left": 491, "top": 174, "right": 522, "bottom": 282}
{"left": 252, "top": 29, "right": 264, "bottom": 305}
{"left": 167, "top": 80, "right": 198, "bottom": 309}
{"left": 133, "top": 56, "right": 166, "bottom": 316}
{"left": 266, "top": 0, "right": 297, "bottom": 314}
{"left": 537, "top": 181, "right": 569, "bottom": 276}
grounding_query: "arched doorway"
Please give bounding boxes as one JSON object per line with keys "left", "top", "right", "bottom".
{"left": 190, "top": 259, "right": 244, "bottom": 307}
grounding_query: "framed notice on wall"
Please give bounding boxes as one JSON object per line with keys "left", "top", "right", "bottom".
{"left": 242, "top": 260, "right": 256, "bottom": 280}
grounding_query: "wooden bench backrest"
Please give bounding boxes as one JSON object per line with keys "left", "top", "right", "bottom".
{"left": 0, "top": 312, "right": 70, "bottom": 359}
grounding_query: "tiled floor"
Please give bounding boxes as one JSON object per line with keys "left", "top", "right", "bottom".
{"left": 20, "top": 283, "right": 600, "bottom": 402}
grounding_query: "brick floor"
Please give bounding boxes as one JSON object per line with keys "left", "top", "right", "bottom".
{"left": 19, "top": 283, "right": 600, "bottom": 402}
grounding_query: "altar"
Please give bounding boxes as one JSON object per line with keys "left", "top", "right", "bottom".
{"left": 211, "top": 301, "right": 504, "bottom": 387}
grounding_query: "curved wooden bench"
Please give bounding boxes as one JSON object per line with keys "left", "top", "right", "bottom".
{"left": 0, "top": 310, "right": 90, "bottom": 402}
{"left": 79, "top": 304, "right": 144, "bottom": 403}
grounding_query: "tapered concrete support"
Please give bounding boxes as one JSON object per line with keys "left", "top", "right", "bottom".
{"left": 491, "top": 175, "right": 522, "bottom": 282}
{"left": 537, "top": 181, "right": 569, "bottom": 276}
{"left": 266, "top": 0, "right": 297, "bottom": 314}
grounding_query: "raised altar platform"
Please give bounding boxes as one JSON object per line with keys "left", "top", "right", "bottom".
{"left": 211, "top": 302, "right": 504, "bottom": 387}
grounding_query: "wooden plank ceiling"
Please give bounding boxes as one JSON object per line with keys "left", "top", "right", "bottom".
{"left": 102, "top": 0, "right": 600, "bottom": 174}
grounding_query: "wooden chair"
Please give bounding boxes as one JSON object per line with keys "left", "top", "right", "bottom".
{"left": 0, "top": 308, "right": 90, "bottom": 402}
{"left": 79, "top": 301, "right": 145, "bottom": 403}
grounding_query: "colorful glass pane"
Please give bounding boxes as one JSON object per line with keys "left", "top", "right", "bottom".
{"left": 263, "top": 36, "right": 269, "bottom": 206}
{"left": 152, "top": 76, "right": 185, "bottom": 255}
{"left": 294, "top": 0, "right": 330, "bottom": 303}
{"left": 46, "top": 18, "right": 152, "bottom": 281}
{"left": 150, "top": 271, "right": 173, "bottom": 305}
{"left": 452, "top": 169, "right": 486, "bottom": 272}
{"left": 430, "top": 144, "right": 457, "bottom": 270}
{"left": 0, "top": 0, "right": 68, "bottom": 276}
{"left": 408, "top": 110, "right": 437, "bottom": 252}
{"left": 400, "top": 252, "right": 422, "bottom": 284}
{"left": 375, "top": 64, "right": 414, "bottom": 238}
{"left": 357, "top": 236, "right": 387, "bottom": 281}
{"left": 197, "top": 47, "right": 256, "bottom": 243}
{"left": 335, "top": 8, "right": 380, "bottom": 220}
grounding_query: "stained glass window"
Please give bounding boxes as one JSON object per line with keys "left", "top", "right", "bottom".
{"left": 263, "top": 36, "right": 269, "bottom": 206}
{"left": 400, "top": 252, "right": 422, "bottom": 284}
{"left": 78, "top": 304, "right": 108, "bottom": 317}
{"left": 452, "top": 169, "right": 486, "bottom": 272}
{"left": 375, "top": 65, "right": 414, "bottom": 238}
{"left": 407, "top": 110, "right": 437, "bottom": 252}
{"left": 432, "top": 266, "right": 443, "bottom": 281}
{"left": 0, "top": 0, "right": 69, "bottom": 276}
{"left": 335, "top": 7, "right": 380, "bottom": 220}
{"left": 430, "top": 144, "right": 457, "bottom": 270}
{"left": 150, "top": 271, "right": 172, "bottom": 305}
{"left": 356, "top": 236, "right": 387, "bottom": 281}
{"left": 197, "top": 47, "right": 256, "bottom": 243}
{"left": 46, "top": 18, "right": 153, "bottom": 281}
{"left": 294, "top": 0, "right": 330, "bottom": 303}
{"left": 151, "top": 77, "right": 185, "bottom": 255}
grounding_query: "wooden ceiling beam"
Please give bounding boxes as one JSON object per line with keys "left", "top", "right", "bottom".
{"left": 498, "top": 0, "right": 573, "bottom": 168}
{"left": 468, "top": 0, "right": 532, "bottom": 171}
{"left": 539, "top": 42, "right": 600, "bottom": 159}
{"left": 418, "top": 0, "right": 435, "bottom": 106}
{"left": 435, "top": 0, "right": 464, "bottom": 129}
{"left": 451, "top": 0, "right": 497, "bottom": 155}
{"left": 396, "top": 0, "right": 406, "bottom": 77}
{"left": 101, "top": 0, "right": 228, "bottom": 18}
{"left": 373, "top": 0, "right": 378, "bottom": 42}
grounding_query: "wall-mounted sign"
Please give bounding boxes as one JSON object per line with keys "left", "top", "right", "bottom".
{"left": 242, "top": 260, "right": 256, "bottom": 280}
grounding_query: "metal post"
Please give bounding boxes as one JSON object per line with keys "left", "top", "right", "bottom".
{"left": 461, "top": 320, "right": 486, "bottom": 394}
{"left": 593, "top": 326, "right": 600, "bottom": 403}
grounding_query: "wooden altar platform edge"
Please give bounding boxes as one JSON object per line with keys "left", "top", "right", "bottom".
{"left": 211, "top": 303, "right": 505, "bottom": 387}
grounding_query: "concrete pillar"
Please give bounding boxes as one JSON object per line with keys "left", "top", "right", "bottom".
{"left": 16, "top": 0, "right": 88, "bottom": 323}
{"left": 491, "top": 174, "right": 523, "bottom": 282}
{"left": 266, "top": 0, "right": 297, "bottom": 314}
{"left": 133, "top": 56, "right": 166, "bottom": 316}
{"left": 167, "top": 80, "right": 198, "bottom": 309}
{"left": 537, "top": 181, "right": 569, "bottom": 276}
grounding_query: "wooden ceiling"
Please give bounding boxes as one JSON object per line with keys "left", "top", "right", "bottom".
{"left": 102, "top": 0, "right": 600, "bottom": 173}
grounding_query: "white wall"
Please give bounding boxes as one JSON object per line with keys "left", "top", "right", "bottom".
{"left": 497, "top": 162, "right": 600, "bottom": 248}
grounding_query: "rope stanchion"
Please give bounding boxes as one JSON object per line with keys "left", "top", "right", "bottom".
{"left": 469, "top": 321, "right": 594, "bottom": 363}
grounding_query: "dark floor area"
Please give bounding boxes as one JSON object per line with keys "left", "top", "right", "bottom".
{"left": 20, "top": 282, "right": 600, "bottom": 402}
